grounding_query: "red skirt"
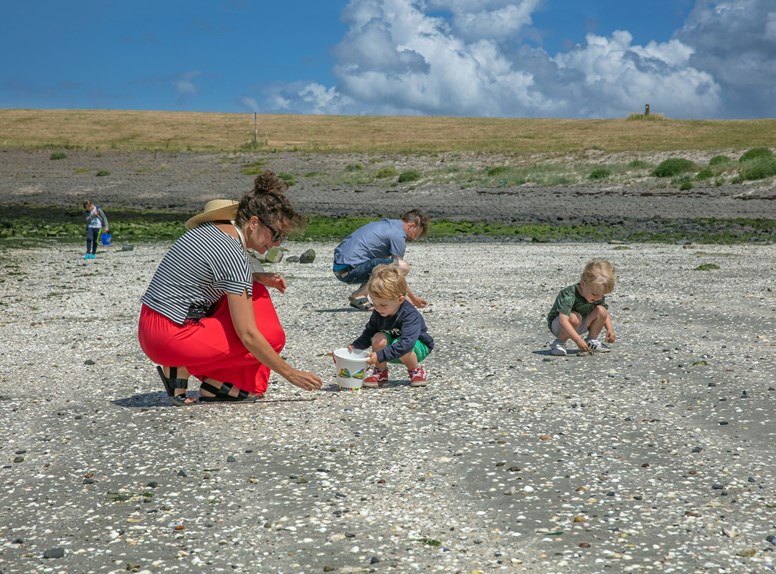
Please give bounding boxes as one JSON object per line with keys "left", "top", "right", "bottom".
{"left": 138, "top": 284, "right": 284, "bottom": 395}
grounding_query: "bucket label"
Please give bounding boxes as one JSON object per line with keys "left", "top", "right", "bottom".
{"left": 338, "top": 367, "right": 365, "bottom": 379}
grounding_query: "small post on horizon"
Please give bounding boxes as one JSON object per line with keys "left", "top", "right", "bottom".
{"left": 252, "top": 112, "right": 258, "bottom": 146}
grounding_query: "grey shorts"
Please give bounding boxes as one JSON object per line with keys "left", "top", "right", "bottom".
{"left": 550, "top": 313, "right": 588, "bottom": 337}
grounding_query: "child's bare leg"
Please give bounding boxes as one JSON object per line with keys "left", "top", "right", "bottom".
{"left": 557, "top": 312, "right": 583, "bottom": 341}
{"left": 371, "top": 333, "right": 389, "bottom": 368}
{"left": 399, "top": 351, "right": 419, "bottom": 370}
{"left": 586, "top": 307, "right": 609, "bottom": 339}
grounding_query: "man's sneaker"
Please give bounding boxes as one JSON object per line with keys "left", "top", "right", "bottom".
{"left": 550, "top": 338, "right": 567, "bottom": 356}
{"left": 409, "top": 366, "right": 427, "bottom": 387}
{"left": 585, "top": 338, "right": 610, "bottom": 352}
{"left": 362, "top": 367, "right": 389, "bottom": 388}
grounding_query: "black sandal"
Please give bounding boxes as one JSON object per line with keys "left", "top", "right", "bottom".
{"left": 199, "top": 380, "right": 260, "bottom": 402}
{"left": 156, "top": 366, "right": 189, "bottom": 406}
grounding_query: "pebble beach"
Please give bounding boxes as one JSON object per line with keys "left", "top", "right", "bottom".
{"left": 1, "top": 237, "right": 774, "bottom": 573}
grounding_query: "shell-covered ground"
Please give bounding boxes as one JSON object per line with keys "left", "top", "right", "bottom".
{"left": 0, "top": 239, "right": 774, "bottom": 573}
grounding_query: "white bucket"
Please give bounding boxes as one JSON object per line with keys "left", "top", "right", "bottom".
{"left": 332, "top": 347, "right": 370, "bottom": 391}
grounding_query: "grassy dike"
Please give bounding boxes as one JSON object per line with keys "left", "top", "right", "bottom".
{"left": 0, "top": 205, "right": 773, "bottom": 247}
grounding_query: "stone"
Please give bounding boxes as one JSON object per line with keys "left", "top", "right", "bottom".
{"left": 299, "top": 248, "right": 316, "bottom": 263}
{"left": 43, "top": 547, "right": 65, "bottom": 559}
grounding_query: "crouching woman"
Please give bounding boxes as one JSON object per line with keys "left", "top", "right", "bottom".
{"left": 137, "top": 171, "right": 322, "bottom": 405}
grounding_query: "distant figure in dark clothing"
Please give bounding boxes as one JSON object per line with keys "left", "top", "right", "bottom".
{"left": 83, "top": 200, "right": 108, "bottom": 260}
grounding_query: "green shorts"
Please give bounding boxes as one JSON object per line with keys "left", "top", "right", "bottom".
{"left": 383, "top": 332, "right": 430, "bottom": 364}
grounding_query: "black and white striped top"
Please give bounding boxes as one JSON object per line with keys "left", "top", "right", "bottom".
{"left": 142, "top": 223, "right": 253, "bottom": 325}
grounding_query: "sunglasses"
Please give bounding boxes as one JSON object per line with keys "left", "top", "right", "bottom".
{"left": 260, "top": 218, "right": 287, "bottom": 243}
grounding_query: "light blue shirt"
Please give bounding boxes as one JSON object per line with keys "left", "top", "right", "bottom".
{"left": 333, "top": 219, "right": 406, "bottom": 267}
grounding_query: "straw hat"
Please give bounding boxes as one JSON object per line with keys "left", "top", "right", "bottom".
{"left": 185, "top": 199, "right": 239, "bottom": 230}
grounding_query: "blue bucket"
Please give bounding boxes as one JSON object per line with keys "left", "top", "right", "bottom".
{"left": 100, "top": 233, "right": 112, "bottom": 246}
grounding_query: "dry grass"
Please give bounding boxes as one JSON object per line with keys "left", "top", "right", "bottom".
{"left": 1, "top": 109, "right": 775, "bottom": 154}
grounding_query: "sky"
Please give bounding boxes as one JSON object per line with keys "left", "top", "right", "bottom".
{"left": 1, "top": 0, "right": 775, "bottom": 119}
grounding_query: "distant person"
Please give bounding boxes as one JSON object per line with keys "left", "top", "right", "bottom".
{"left": 547, "top": 259, "right": 617, "bottom": 355}
{"left": 332, "top": 209, "right": 429, "bottom": 310}
{"left": 83, "top": 200, "right": 108, "bottom": 259}
{"left": 137, "top": 171, "right": 322, "bottom": 405}
{"left": 348, "top": 264, "right": 434, "bottom": 387}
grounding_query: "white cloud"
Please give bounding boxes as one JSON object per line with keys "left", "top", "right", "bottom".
{"left": 261, "top": 0, "right": 774, "bottom": 118}
{"left": 173, "top": 71, "right": 200, "bottom": 96}
{"left": 427, "top": 0, "right": 540, "bottom": 41}
{"left": 677, "top": 0, "right": 776, "bottom": 117}
{"left": 554, "top": 31, "right": 721, "bottom": 118}
{"left": 239, "top": 96, "right": 260, "bottom": 113}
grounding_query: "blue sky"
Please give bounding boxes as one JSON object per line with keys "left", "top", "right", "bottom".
{"left": 1, "top": 0, "right": 774, "bottom": 119}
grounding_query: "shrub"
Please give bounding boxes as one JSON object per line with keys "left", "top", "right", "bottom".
{"left": 653, "top": 158, "right": 695, "bottom": 177}
{"left": 398, "top": 170, "right": 421, "bottom": 183}
{"left": 486, "top": 166, "right": 510, "bottom": 176}
{"left": 695, "top": 263, "right": 720, "bottom": 271}
{"left": 679, "top": 181, "right": 693, "bottom": 191}
{"left": 696, "top": 168, "right": 713, "bottom": 180}
{"left": 627, "top": 160, "right": 651, "bottom": 169}
{"left": 375, "top": 166, "right": 399, "bottom": 179}
{"left": 96, "top": 170, "right": 110, "bottom": 177}
{"left": 588, "top": 167, "right": 610, "bottom": 180}
{"left": 709, "top": 155, "right": 731, "bottom": 166}
{"left": 344, "top": 163, "right": 364, "bottom": 172}
{"left": 739, "top": 147, "right": 773, "bottom": 162}
{"left": 740, "top": 157, "right": 776, "bottom": 181}
{"left": 50, "top": 152, "right": 67, "bottom": 160}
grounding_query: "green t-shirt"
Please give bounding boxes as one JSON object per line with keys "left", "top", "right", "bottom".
{"left": 547, "top": 283, "right": 608, "bottom": 329}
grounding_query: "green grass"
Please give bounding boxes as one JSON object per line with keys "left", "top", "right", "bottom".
{"left": 588, "top": 167, "right": 611, "bottom": 180}
{"left": 739, "top": 156, "right": 776, "bottom": 181}
{"left": 739, "top": 147, "right": 773, "bottom": 162}
{"left": 1, "top": 207, "right": 773, "bottom": 247}
{"left": 398, "top": 170, "right": 421, "bottom": 183}
{"left": 241, "top": 159, "right": 266, "bottom": 175}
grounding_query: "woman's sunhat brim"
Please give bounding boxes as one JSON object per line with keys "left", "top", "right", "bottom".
{"left": 185, "top": 200, "right": 239, "bottom": 230}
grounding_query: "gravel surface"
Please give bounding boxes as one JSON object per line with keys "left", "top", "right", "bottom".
{"left": 1, "top": 240, "right": 775, "bottom": 573}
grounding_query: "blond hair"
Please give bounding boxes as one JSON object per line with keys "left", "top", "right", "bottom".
{"left": 367, "top": 264, "right": 407, "bottom": 300}
{"left": 580, "top": 259, "right": 616, "bottom": 294}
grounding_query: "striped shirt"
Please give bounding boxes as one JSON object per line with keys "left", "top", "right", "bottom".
{"left": 142, "top": 223, "right": 253, "bottom": 325}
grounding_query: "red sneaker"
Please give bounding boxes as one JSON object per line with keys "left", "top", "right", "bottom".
{"left": 363, "top": 367, "right": 389, "bottom": 388}
{"left": 408, "top": 366, "right": 427, "bottom": 387}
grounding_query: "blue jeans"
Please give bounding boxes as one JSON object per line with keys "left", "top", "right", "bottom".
{"left": 333, "top": 257, "right": 394, "bottom": 286}
{"left": 86, "top": 227, "right": 100, "bottom": 255}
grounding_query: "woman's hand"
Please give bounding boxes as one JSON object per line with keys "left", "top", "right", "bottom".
{"left": 409, "top": 293, "right": 429, "bottom": 308}
{"left": 254, "top": 272, "right": 287, "bottom": 293}
{"left": 286, "top": 369, "right": 323, "bottom": 391}
{"left": 366, "top": 352, "right": 379, "bottom": 365}
{"left": 605, "top": 329, "right": 617, "bottom": 344}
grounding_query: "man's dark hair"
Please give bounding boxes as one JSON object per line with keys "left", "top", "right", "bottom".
{"left": 402, "top": 209, "right": 430, "bottom": 239}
